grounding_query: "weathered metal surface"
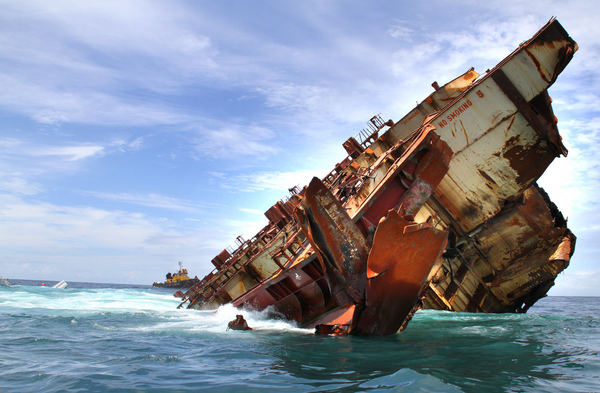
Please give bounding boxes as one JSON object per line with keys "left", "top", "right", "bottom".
{"left": 417, "top": 18, "right": 576, "bottom": 235}
{"left": 297, "top": 177, "right": 370, "bottom": 305}
{"left": 387, "top": 69, "right": 480, "bottom": 143}
{"left": 353, "top": 209, "right": 448, "bottom": 336}
{"left": 425, "top": 185, "right": 575, "bottom": 313}
{"left": 347, "top": 127, "right": 452, "bottom": 233}
{"left": 232, "top": 253, "right": 339, "bottom": 324}
{"left": 179, "top": 18, "right": 577, "bottom": 336}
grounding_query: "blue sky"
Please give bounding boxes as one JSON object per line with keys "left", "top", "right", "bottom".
{"left": 1, "top": 0, "right": 598, "bottom": 295}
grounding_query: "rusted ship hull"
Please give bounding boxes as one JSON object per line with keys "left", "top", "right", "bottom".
{"left": 178, "top": 19, "right": 577, "bottom": 336}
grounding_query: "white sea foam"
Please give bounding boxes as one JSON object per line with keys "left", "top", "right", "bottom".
{"left": 128, "top": 302, "right": 313, "bottom": 335}
{"left": 0, "top": 286, "right": 180, "bottom": 315}
{"left": 0, "top": 285, "right": 314, "bottom": 335}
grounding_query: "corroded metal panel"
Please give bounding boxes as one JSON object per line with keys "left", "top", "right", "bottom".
{"left": 247, "top": 237, "right": 286, "bottom": 279}
{"left": 349, "top": 127, "right": 452, "bottom": 225}
{"left": 500, "top": 20, "right": 577, "bottom": 101}
{"left": 297, "top": 177, "right": 370, "bottom": 305}
{"left": 424, "top": 21, "right": 576, "bottom": 233}
{"left": 353, "top": 210, "right": 447, "bottom": 336}
{"left": 426, "top": 184, "right": 575, "bottom": 313}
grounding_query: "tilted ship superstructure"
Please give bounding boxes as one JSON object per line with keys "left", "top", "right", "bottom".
{"left": 177, "top": 19, "right": 577, "bottom": 336}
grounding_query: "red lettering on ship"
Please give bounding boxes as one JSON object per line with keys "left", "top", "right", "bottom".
{"left": 437, "top": 100, "right": 472, "bottom": 129}
{"left": 403, "top": 110, "right": 419, "bottom": 125}
{"left": 477, "top": 90, "right": 484, "bottom": 98}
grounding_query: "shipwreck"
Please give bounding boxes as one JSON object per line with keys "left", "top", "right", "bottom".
{"left": 178, "top": 18, "right": 577, "bottom": 336}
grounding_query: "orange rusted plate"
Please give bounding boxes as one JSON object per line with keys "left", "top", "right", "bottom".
{"left": 303, "top": 303, "right": 356, "bottom": 330}
{"left": 297, "top": 177, "right": 369, "bottom": 304}
{"left": 353, "top": 209, "right": 448, "bottom": 336}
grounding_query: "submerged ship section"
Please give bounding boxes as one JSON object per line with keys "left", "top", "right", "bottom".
{"left": 178, "top": 19, "right": 577, "bottom": 336}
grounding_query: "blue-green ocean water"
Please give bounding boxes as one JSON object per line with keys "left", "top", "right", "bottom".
{"left": 1, "top": 280, "right": 598, "bottom": 393}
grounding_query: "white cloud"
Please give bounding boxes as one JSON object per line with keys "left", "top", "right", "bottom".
{"left": 31, "top": 145, "right": 105, "bottom": 161}
{"left": 0, "top": 175, "right": 44, "bottom": 196}
{"left": 239, "top": 207, "right": 264, "bottom": 215}
{"left": 220, "top": 215, "right": 269, "bottom": 247}
{"left": 0, "top": 137, "right": 148, "bottom": 173}
{"left": 0, "top": 193, "right": 228, "bottom": 283}
{"left": 388, "top": 21, "right": 413, "bottom": 40}
{"left": 0, "top": 194, "right": 166, "bottom": 250}
{"left": 127, "top": 136, "right": 145, "bottom": 151}
{"left": 0, "top": 138, "right": 23, "bottom": 148}
{"left": 552, "top": 268, "right": 600, "bottom": 296}
{"left": 0, "top": 73, "right": 198, "bottom": 125}
{"left": 192, "top": 124, "right": 280, "bottom": 159}
{"left": 388, "top": 17, "right": 543, "bottom": 90}
{"left": 220, "top": 169, "right": 324, "bottom": 193}
{"left": 0, "top": 0, "right": 215, "bottom": 126}
{"left": 257, "top": 83, "right": 330, "bottom": 113}
{"left": 538, "top": 118, "right": 600, "bottom": 218}
{"left": 81, "top": 191, "right": 203, "bottom": 212}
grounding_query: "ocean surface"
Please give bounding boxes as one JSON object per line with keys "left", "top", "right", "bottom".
{"left": 1, "top": 280, "right": 598, "bottom": 393}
